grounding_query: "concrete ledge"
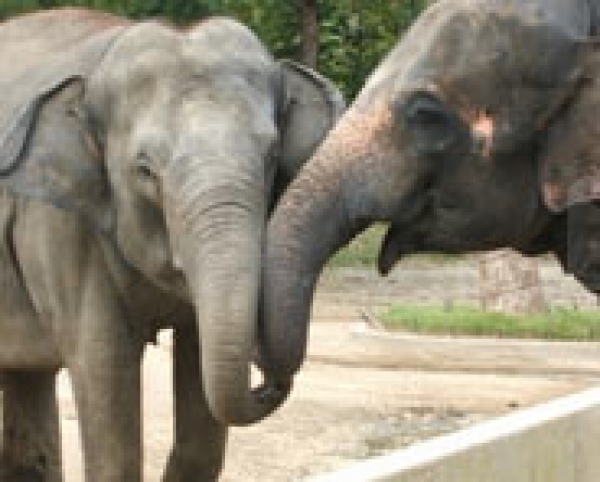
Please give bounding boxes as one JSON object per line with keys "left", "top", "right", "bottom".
{"left": 307, "top": 322, "right": 600, "bottom": 376}
{"left": 308, "top": 386, "right": 600, "bottom": 482}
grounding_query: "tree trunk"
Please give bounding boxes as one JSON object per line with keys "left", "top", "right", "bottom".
{"left": 478, "top": 249, "right": 546, "bottom": 314}
{"left": 300, "top": 0, "right": 319, "bottom": 68}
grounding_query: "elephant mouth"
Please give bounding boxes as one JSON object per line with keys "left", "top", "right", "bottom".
{"left": 377, "top": 206, "right": 478, "bottom": 276}
{"left": 378, "top": 225, "right": 421, "bottom": 275}
{"left": 377, "top": 192, "right": 432, "bottom": 276}
{"left": 574, "top": 272, "right": 600, "bottom": 294}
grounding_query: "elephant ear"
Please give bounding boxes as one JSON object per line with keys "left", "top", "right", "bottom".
{"left": 0, "top": 27, "right": 124, "bottom": 233}
{"left": 538, "top": 44, "right": 600, "bottom": 212}
{"left": 271, "top": 60, "right": 345, "bottom": 208}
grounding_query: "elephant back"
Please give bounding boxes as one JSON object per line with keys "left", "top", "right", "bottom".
{"left": 0, "top": 9, "right": 128, "bottom": 173}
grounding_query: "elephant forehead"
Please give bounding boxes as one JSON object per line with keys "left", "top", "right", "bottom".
{"left": 92, "top": 23, "right": 184, "bottom": 93}
{"left": 99, "top": 21, "right": 275, "bottom": 102}
{"left": 104, "top": 21, "right": 181, "bottom": 61}
{"left": 185, "top": 17, "right": 272, "bottom": 63}
{"left": 364, "top": 0, "right": 586, "bottom": 106}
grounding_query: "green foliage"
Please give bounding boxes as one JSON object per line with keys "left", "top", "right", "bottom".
{"left": 382, "top": 304, "right": 600, "bottom": 341}
{"left": 317, "top": 0, "right": 428, "bottom": 98}
{"left": 0, "top": 0, "right": 428, "bottom": 99}
{"left": 0, "top": 0, "right": 211, "bottom": 21}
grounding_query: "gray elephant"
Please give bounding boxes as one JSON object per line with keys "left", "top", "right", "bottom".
{"left": 0, "top": 8, "right": 343, "bottom": 482}
{"left": 259, "top": 0, "right": 600, "bottom": 386}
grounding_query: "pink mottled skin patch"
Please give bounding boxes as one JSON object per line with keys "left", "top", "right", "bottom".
{"left": 435, "top": 82, "right": 495, "bottom": 158}
{"left": 470, "top": 110, "right": 494, "bottom": 157}
{"left": 543, "top": 175, "right": 600, "bottom": 211}
{"left": 542, "top": 181, "right": 567, "bottom": 212}
{"left": 336, "top": 103, "right": 393, "bottom": 154}
{"left": 277, "top": 102, "right": 394, "bottom": 215}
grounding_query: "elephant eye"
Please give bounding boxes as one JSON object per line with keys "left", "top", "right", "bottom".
{"left": 398, "top": 92, "right": 465, "bottom": 156}
{"left": 136, "top": 164, "right": 155, "bottom": 179}
{"left": 403, "top": 93, "right": 451, "bottom": 130}
{"left": 134, "top": 151, "right": 159, "bottom": 179}
{"left": 132, "top": 152, "right": 161, "bottom": 201}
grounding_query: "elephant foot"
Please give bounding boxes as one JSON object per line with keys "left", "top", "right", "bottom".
{"left": 0, "top": 464, "right": 45, "bottom": 482}
{"left": 163, "top": 445, "right": 224, "bottom": 482}
{"left": 2, "top": 371, "right": 62, "bottom": 482}
{"left": 164, "top": 325, "right": 227, "bottom": 482}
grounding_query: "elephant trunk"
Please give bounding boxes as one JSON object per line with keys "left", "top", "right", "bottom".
{"left": 262, "top": 109, "right": 388, "bottom": 380}
{"left": 262, "top": 171, "right": 357, "bottom": 381}
{"left": 166, "top": 159, "right": 290, "bottom": 426}
{"left": 262, "top": 104, "right": 429, "bottom": 380}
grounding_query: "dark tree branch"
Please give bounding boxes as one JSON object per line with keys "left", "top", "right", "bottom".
{"left": 300, "top": 0, "right": 319, "bottom": 68}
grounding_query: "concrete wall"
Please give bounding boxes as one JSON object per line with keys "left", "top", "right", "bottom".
{"left": 308, "top": 387, "right": 600, "bottom": 482}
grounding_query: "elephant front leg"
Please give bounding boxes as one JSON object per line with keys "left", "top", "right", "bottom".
{"left": 69, "top": 333, "right": 143, "bottom": 482}
{"left": 66, "top": 288, "right": 144, "bottom": 482}
{"left": 1, "top": 370, "right": 62, "bottom": 482}
{"left": 163, "top": 323, "right": 227, "bottom": 482}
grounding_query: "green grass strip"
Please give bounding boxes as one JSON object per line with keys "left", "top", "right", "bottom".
{"left": 381, "top": 304, "right": 600, "bottom": 341}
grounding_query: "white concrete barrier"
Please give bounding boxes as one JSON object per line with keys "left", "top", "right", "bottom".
{"left": 308, "top": 386, "right": 600, "bottom": 482}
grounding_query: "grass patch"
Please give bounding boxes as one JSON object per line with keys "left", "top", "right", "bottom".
{"left": 328, "top": 225, "right": 386, "bottom": 267}
{"left": 327, "top": 225, "right": 460, "bottom": 267}
{"left": 381, "top": 304, "right": 600, "bottom": 341}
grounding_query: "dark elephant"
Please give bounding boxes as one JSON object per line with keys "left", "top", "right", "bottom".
{"left": 260, "top": 0, "right": 600, "bottom": 386}
{"left": 0, "top": 8, "right": 343, "bottom": 482}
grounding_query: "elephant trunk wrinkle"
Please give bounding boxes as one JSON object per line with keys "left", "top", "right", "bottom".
{"left": 167, "top": 165, "right": 288, "bottom": 425}
{"left": 263, "top": 118, "right": 376, "bottom": 380}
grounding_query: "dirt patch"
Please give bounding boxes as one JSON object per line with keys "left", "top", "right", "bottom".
{"left": 57, "top": 258, "right": 598, "bottom": 481}
{"left": 57, "top": 346, "right": 593, "bottom": 481}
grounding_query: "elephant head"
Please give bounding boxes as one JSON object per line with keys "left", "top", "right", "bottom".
{"left": 0, "top": 14, "right": 344, "bottom": 425}
{"left": 261, "top": 0, "right": 599, "bottom": 380}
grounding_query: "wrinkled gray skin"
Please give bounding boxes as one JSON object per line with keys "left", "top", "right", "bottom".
{"left": 0, "top": 9, "right": 343, "bottom": 482}
{"left": 261, "top": 0, "right": 600, "bottom": 383}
